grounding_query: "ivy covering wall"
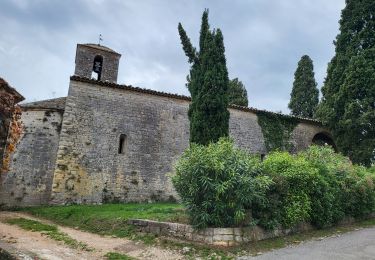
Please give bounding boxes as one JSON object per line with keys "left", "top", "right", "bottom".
{"left": 256, "top": 111, "right": 299, "bottom": 152}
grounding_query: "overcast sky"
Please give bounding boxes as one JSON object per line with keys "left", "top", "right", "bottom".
{"left": 0, "top": 0, "right": 345, "bottom": 113}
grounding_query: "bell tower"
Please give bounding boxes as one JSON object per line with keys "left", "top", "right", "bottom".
{"left": 74, "top": 43, "right": 121, "bottom": 83}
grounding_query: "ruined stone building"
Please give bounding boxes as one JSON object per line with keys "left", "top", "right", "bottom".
{"left": 0, "top": 79, "right": 24, "bottom": 171}
{"left": 0, "top": 43, "right": 335, "bottom": 206}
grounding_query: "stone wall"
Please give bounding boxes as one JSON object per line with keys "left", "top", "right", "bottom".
{"left": 0, "top": 109, "right": 63, "bottom": 206}
{"left": 51, "top": 80, "right": 189, "bottom": 204}
{"left": 0, "top": 115, "right": 8, "bottom": 170}
{"left": 128, "top": 214, "right": 375, "bottom": 246}
{"left": 229, "top": 108, "right": 267, "bottom": 154}
{"left": 50, "top": 78, "right": 329, "bottom": 205}
{"left": 0, "top": 78, "right": 24, "bottom": 171}
{"left": 127, "top": 219, "right": 313, "bottom": 246}
{"left": 291, "top": 123, "right": 330, "bottom": 152}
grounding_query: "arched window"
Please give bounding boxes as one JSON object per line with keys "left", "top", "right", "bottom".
{"left": 118, "top": 134, "right": 127, "bottom": 154}
{"left": 91, "top": 55, "right": 103, "bottom": 80}
{"left": 312, "top": 132, "right": 337, "bottom": 152}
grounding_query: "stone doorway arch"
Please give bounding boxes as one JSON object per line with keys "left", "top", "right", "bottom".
{"left": 312, "top": 132, "right": 337, "bottom": 152}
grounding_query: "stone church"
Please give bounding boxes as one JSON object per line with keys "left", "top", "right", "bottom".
{"left": 0, "top": 43, "right": 335, "bottom": 206}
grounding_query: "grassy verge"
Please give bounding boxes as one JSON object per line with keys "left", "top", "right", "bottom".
{"left": 5, "top": 218, "right": 92, "bottom": 251}
{"left": 19, "top": 203, "right": 186, "bottom": 240}
{"left": 104, "top": 252, "right": 137, "bottom": 260}
{"left": 14, "top": 204, "right": 375, "bottom": 259}
{"left": 23, "top": 203, "right": 186, "bottom": 223}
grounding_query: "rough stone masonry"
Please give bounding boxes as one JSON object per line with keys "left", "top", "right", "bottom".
{"left": 0, "top": 43, "right": 335, "bottom": 206}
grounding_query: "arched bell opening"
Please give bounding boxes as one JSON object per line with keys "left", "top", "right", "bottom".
{"left": 91, "top": 55, "right": 103, "bottom": 80}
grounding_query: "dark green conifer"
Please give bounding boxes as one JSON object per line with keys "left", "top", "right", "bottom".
{"left": 336, "top": 48, "right": 375, "bottom": 166}
{"left": 179, "top": 10, "right": 229, "bottom": 145}
{"left": 288, "top": 55, "right": 319, "bottom": 118}
{"left": 228, "top": 78, "right": 248, "bottom": 107}
{"left": 317, "top": 0, "right": 375, "bottom": 165}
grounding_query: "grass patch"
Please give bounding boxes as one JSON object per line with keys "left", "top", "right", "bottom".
{"left": 6, "top": 218, "right": 57, "bottom": 232}
{"left": 104, "top": 252, "right": 137, "bottom": 260}
{"left": 5, "top": 218, "right": 91, "bottom": 251}
{"left": 23, "top": 203, "right": 186, "bottom": 223}
{"left": 13, "top": 204, "right": 375, "bottom": 259}
{"left": 19, "top": 203, "right": 186, "bottom": 240}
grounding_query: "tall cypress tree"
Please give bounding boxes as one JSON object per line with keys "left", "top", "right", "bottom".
{"left": 336, "top": 48, "right": 375, "bottom": 166}
{"left": 178, "top": 10, "right": 229, "bottom": 145}
{"left": 288, "top": 55, "right": 319, "bottom": 118}
{"left": 317, "top": 0, "right": 375, "bottom": 165}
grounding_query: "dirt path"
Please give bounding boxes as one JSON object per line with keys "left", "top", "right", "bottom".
{"left": 0, "top": 211, "right": 184, "bottom": 260}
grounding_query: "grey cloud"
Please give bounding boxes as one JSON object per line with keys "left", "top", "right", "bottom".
{"left": 0, "top": 0, "right": 345, "bottom": 113}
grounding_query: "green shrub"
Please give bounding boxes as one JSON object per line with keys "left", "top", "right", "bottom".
{"left": 252, "top": 151, "right": 317, "bottom": 228}
{"left": 173, "top": 142, "right": 375, "bottom": 230}
{"left": 300, "top": 146, "right": 347, "bottom": 227}
{"left": 343, "top": 166, "right": 375, "bottom": 218}
{"left": 172, "top": 138, "right": 271, "bottom": 228}
{"left": 254, "top": 146, "right": 375, "bottom": 229}
{"left": 302, "top": 146, "right": 375, "bottom": 223}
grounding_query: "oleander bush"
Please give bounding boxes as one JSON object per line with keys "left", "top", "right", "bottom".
{"left": 302, "top": 146, "right": 375, "bottom": 223}
{"left": 173, "top": 138, "right": 375, "bottom": 229}
{"left": 172, "top": 138, "right": 272, "bottom": 228}
{"left": 253, "top": 151, "right": 319, "bottom": 229}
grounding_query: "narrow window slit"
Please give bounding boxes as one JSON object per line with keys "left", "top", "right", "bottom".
{"left": 118, "top": 134, "right": 127, "bottom": 154}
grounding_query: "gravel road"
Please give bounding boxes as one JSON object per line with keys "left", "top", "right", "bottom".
{"left": 238, "top": 227, "right": 375, "bottom": 260}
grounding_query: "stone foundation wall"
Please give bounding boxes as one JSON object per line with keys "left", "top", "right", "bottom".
{"left": 128, "top": 214, "right": 375, "bottom": 246}
{"left": 0, "top": 109, "right": 63, "bottom": 206}
{"left": 127, "top": 219, "right": 313, "bottom": 246}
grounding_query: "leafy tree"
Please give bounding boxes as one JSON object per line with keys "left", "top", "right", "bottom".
{"left": 178, "top": 10, "right": 229, "bottom": 145}
{"left": 317, "top": 0, "right": 375, "bottom": 165}
{"left": 228, "top": 78, "right": 248, "bottom": 107}
{"left": 288, "top": 55, "right": 319, "bottom": 118}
